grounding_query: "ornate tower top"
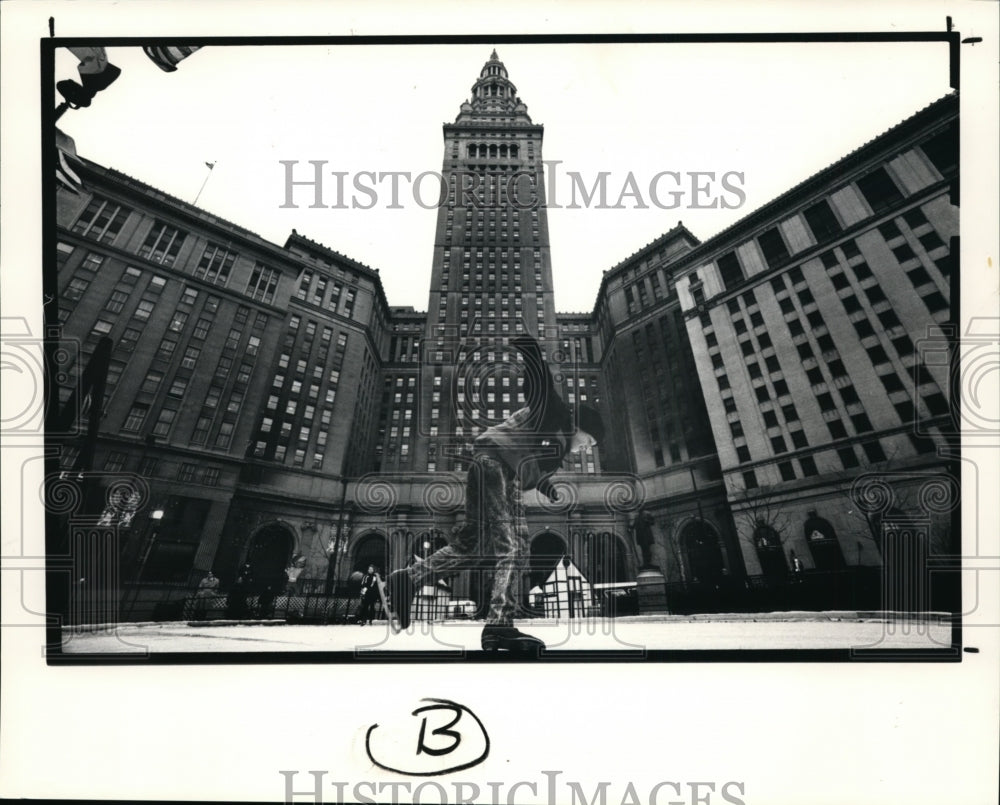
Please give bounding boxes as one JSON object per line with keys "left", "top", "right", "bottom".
{"left": 456, "top": 50, "right": 530, "bottom": 123}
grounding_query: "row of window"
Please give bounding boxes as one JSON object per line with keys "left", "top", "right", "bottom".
{"left": 72, "top": 198, "right": 285, "bottom": 305}
{"left": 90, "top": 451, "right": 222, "bottom": 485}
{"left": 702, "top": 124, "right": 955, "bottom": 296}
{"left": 466, "top": 142, "right": 520, "bottom": 158}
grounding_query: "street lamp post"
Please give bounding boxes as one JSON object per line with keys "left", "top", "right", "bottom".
{"left": 418, "top": 535, "right": 431, "bottom": 620}
{"left": 325, "top": 478, "right": 349, "bottom": 602}
{"left": 127, "top": 507, "right": 163, "bottom": 619}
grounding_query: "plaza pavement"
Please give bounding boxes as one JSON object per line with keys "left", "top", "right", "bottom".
{"left": 56, "top": 611, "right": 955, "bottom": 657}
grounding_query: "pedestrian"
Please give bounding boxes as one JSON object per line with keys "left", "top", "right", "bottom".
{"left": 226, "top": 562, "right": 252, "bottom": 618}
{"left": 257, "top": 576, "right": 279, "bottom": 619}
{"left": 387, "top": 334, "right": 605, "bottom": 654}
{"left": 193, "top": 570, "right": 219, "bottom": 620}
{"left": 285, "top": 553, "right": 306, "bottom": 595}
{"left": 355, "top": 565, "right": 380, "bottom": 625}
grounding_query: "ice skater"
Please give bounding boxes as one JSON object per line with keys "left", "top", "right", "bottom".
{"left": 355, "top": 565, "right": 381, "bottom": 625}
{"left": 387, "top": 334, "right": 604, "bottom": 654}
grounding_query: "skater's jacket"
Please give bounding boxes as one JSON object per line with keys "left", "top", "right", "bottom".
{"left": 473, "top": 334, "right": 573, "bottom": 501}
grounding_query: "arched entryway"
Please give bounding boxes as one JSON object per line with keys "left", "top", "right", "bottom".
{"left": 752, "top": 519, "right": 788, "bottom": 580}
{"left": 803, "top": 511, "right": 845, "bottom": 570}
{"left": 680, "top": 519, "right": 726, "bottom": 585}
{"left": 351, "top": 532, "right": 389, "bottom": 576}
{"left": 243, "top": 522, "right": 295, "bottom": 593}
{"left": 529, "top": 531, "right": 567, "bottom": 590}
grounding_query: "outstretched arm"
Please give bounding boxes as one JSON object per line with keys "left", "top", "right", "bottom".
{"left": 509, "top": 334, "right": 555, "bottom": 424}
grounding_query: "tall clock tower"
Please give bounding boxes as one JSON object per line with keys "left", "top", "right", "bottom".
{"left": 417, "top": 51, "right": 559, "bottom": 471}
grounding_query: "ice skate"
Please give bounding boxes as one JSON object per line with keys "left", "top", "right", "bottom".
{"left": 480, "top": 625, "right": 545, "bottom": 655}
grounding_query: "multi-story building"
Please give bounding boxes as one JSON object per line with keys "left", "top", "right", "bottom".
{"left": 673, "top": 95, "right": 958, "bottom": 599}
{"left": 50, "top": 52, "right": 958, "bottom": 619}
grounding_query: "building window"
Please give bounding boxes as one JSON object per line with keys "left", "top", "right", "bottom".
{"left": 196, "top": 243, "right": 236, "bottom": 285}
{"left": 178, "top": 463, "right": 198, "bottom": 482}
{"left": 716, "top": 251, "right": 743, "bottom": 289}
{"left": 757, "top": 227, "right": 791, "bottom": 268}
{"left": 924, "top": 392, "right": 949, "bottom": 416}
{"left": 922, "top": 291, "right": 949, "bottom": 314}
{"left": 104, "top": 452, "right": 128, "bottom": 472}
{"left": 856, "top": 167, "right": 905, "bottom": 214}
{"left": 71, "top": 195, "right": 130, "bottom": 243}
{"left": 851, "top": 413, "right": 873, "bottom": 432}
{"left": 837, "top": 447, "right": 860, "bottom": 469}
{"left": 103, "top": 289, "right": 129, "bottom": 313}
{"left": 122, "top": 403, "right": 149, "bottom": 432}
{"left": 862, "top": 440, "right": 887, "bottom": 463}
{"left": 151, "top": 406, "right": 177, "bottom": 436}
{"left": 119, "top": 327, "right": 141, "bottom": 352}
{"left": 215, "top": 421, "right": 235, "bottom": 448}
{"left": 919, "top": 125, "right": 958, "bottom": 176}
{"left": 133, "top": 299, "right": 155, "bottom": 321}
{"left": 65, "top": 275, "right": 92, "bottom": 302}
{"left": 816, "top": 393, "right": 836, "bottom": 412}
{"left": 803, "top": 199, "right": 842, "bottom": 241}
{"left": 138, "top": 220, "right": 186, "bottom": 265}
{"left": 155, "top": 340, "right": 177, "bottom": 362}
{"left": 246, "top": 264, "right": 279, "bottom": 303}
{"left": 140, "top": 370, "right": 164, "bottom": 395}
{"left": 168, "top": 311, "right": 189, "bottom": 333}
{"left": 296, "top": 271, "right": 313, "bottom": 301}
{"left": 180, "top": 347, "right": 201, "bottom": 369}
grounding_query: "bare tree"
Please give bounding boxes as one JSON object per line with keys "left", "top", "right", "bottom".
{"left": 725, "top": 480, "right": 792, "bottom": 552}
{"left": 650, "top": 512, "right": 686, "bottom": 584}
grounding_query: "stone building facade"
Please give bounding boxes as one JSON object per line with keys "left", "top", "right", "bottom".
{"left": 50, "top": 52, "right": 958, "bottom": 617}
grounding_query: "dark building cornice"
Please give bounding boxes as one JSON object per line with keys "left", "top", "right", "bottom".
{"left": 76, "top": 160, "right": 306, "bottom": 275}
{"left": 283, "top": 230, "right": 395, "bottom": 318}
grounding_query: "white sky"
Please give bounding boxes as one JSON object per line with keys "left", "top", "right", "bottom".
{"left": 55, "top": 41, "right": 952, "bottom": 312}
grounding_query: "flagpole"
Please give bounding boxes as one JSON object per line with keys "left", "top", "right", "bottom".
{"left": 193, "top": 162, "right": 215, "bottom": 206}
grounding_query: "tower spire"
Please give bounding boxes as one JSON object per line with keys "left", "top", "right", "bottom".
{"left": 456, "top": 50, "right": 529, "bottom": 123}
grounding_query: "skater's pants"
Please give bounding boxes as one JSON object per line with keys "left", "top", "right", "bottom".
{"left": 407, "top": 453, "right": 526, "bottom": 625}
{"left": 356, "top": 587, "right": 378, "bottom": 621}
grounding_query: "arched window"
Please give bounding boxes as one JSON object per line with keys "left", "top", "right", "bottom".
{"left": 352, "top": 532, "right": 389, "bottom": 576}
{"left": 752, "top": 519, "right": 787, "bottom": 579}
{"left": 529, "top": 531, "right": 566, "bottom": 590}
{"left": 243, "top": 522, "right": 295, "bottom": 591}
{"left": 680, "top": 520, "right": 726, "bottom": 584}
{"left": 803, "top": 510, "right": 844, "bottom": 570}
